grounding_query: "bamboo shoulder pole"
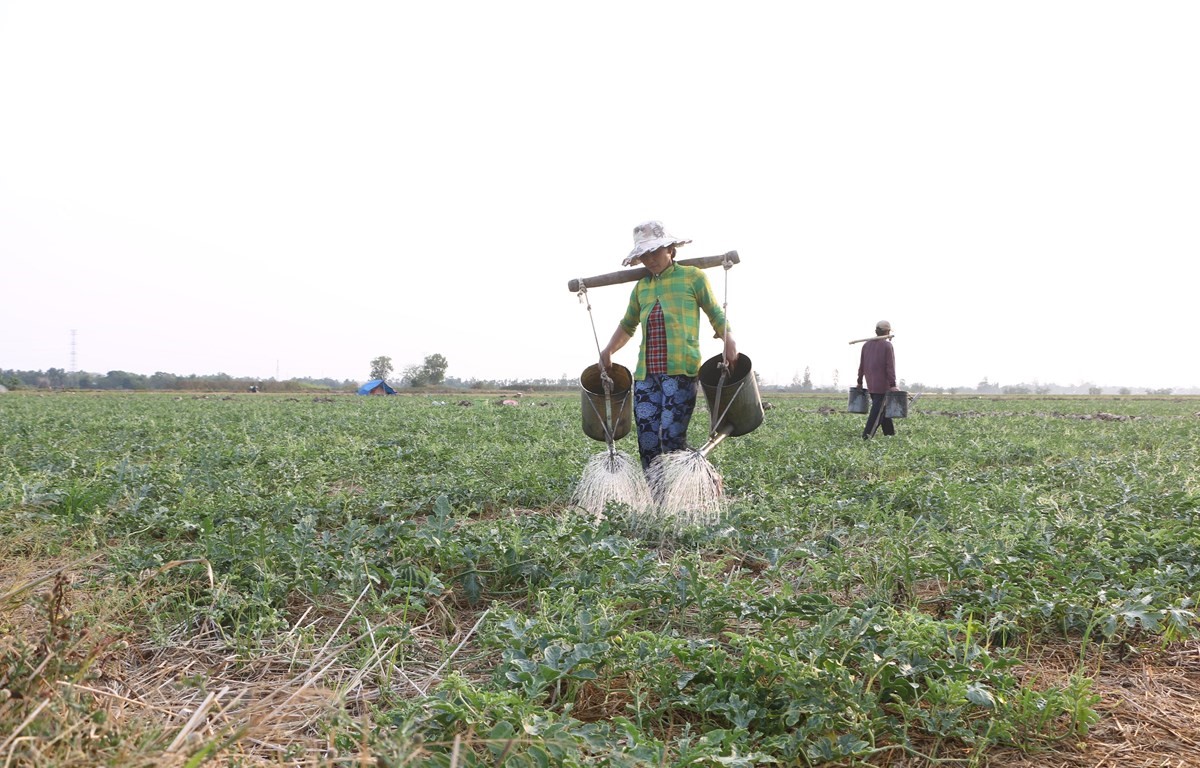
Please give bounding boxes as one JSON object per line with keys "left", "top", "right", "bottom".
{"left": 849, "top": 334, "right": 895, "bottom": 345}
{"left": 568, "top": 251, "right": 739, "bottom": 292}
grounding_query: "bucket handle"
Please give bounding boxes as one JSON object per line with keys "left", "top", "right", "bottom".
{"left": 709, "top": 376, "right": 747, "bottom": 439}
{"left": 601, "top": 373, "right": 615, "bottom": 450}
{"left": 583, "top": 385, "right": 629, "bottom": 446}
{"left": 707, "top": 360, "right": 728, "bottom": 435}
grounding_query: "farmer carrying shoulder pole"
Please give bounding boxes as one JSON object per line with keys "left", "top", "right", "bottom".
{"left": 857, "top": 320, "right": 900, "bottom": 439}
{"left": 599, "top": 221, "right": 738, "bottom": 471}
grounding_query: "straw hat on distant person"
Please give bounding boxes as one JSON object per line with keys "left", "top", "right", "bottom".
{"left": 622, "top": 221, "right": 692, "bottom": 266}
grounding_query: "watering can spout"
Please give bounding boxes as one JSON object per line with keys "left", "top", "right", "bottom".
{"left": 698, "top": 424, "right": 735, "bottom": 458}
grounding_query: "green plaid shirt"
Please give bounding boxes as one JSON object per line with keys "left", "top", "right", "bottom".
{"left": 619, "top": 263, "right": 730, "bottom": 379}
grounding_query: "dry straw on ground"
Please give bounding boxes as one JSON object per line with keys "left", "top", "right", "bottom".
{"left": 0, "top": 562, "right": 489, "bottom": 766}
{"left": 986, "top": 641, "right": 1200, "bottom": 768}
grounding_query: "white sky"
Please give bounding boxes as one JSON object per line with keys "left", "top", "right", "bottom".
{"left": 2, "top": 1, "right": 1197, "bottom": 390}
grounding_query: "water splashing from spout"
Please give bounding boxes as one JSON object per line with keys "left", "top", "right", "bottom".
{"left": 646, "top": 449, "right": 725, "bottom": 529}
{"left": 571, "top": 449, "right": 654, "bottom": 523}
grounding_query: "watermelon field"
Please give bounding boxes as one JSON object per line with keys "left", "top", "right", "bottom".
{"left": 2, "top": 391, "right": 1198, "bottom": 767}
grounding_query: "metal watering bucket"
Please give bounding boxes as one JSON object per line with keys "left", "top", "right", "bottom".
{"left": 848, "top": 387, "right": 868, "bottom": 414}
{"left": 580, "top": 363, "right": 633, "bottom": 443}
{"left": 850, "top": 388, "right": 909, "bottom": 418}
{"left": 699, "top": 353, "right": 764, "bottom": 439}
{"left": 884, "top": 390, "right": 909, "bottom": 419}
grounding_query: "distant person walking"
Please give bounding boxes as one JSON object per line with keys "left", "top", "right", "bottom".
{"left": 600, "top": 221, "right": 737, "bottom": 470}
{"left": 857, "top": 320, "right": 899, "bottom": 439}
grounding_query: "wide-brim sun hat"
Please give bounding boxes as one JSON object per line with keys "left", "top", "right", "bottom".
{"left": 623, "top": 220, "right": 692, "bottom": 266}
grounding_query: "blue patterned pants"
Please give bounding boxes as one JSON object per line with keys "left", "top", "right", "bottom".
{"left": 633, "top": 374, "right": 698, "bottom": 469}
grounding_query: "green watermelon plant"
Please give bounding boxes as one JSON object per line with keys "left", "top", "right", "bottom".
{"left": 1, "top": 391, "right": 1196, "bottom": 765}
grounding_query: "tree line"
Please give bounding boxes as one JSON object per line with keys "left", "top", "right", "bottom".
{"left": 3, "top": 361, "right": 1183, "bottom": 396}
{"left": 0, "top": 368, "right": 357, "bottom": 393}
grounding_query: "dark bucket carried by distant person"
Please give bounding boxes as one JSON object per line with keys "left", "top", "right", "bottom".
{"left": 848, "top": 387, "right": 907, "bottom": 418}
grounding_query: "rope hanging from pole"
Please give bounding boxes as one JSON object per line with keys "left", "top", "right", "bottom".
{"left": 576, "top": 281, "right": 613, "bottom": 393}
{"left": 722, "top": 253, "right": 734, "bottom": 357}
{"left": 577, "top": 281, "right": 617, "bottom": 453}
{"left": 709, "top": 253, "right": 735, "bottom": 435}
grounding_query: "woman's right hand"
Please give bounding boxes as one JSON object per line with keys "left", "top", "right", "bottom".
{"left": 600, "top": 328, "right": 632, "bottom": 373}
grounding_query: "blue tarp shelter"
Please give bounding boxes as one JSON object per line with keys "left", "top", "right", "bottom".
{"left": 358, "top": 379, "right": 396, "bottom": 396}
